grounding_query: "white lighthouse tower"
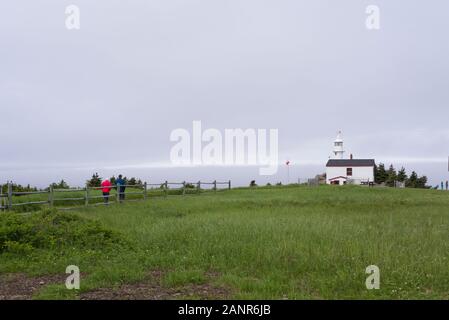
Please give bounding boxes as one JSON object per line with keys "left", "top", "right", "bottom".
{"left": 333, "top": 131, "right": 345, "bottom": 159}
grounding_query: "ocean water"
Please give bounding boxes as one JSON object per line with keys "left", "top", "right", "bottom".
{"left": 1, "top": 163, "right": 448, "bottom": 190}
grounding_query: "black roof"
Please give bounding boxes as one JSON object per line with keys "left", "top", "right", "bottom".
{"left": 326, "top": 159, "right": 375, "bottom": 167}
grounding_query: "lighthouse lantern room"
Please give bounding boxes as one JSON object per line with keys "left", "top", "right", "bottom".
{"left": 333, "top": 131, "right": 344, "bottom": 159}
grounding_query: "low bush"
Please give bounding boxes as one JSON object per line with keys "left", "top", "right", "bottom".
{"left": 0, "top": 209, "right": 125, "bottom": 254}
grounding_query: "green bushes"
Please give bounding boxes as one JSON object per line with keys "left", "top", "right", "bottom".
{"left": 0, "top": 209, "right": 124, "bottom": 254}
{"left": 9, "top": 202, "right": 45, "bottom": 213}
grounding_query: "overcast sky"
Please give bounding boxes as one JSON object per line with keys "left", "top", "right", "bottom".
{"left": 1, "top": 1, "right": 449, "bottom": 187}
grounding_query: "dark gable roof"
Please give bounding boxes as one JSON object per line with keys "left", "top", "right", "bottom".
{"left": 326, "top": 159, "right": 375, "bottom": 167}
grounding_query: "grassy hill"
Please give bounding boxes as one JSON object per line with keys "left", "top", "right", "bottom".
{"left": 1, "top": 185, "right": 448, "bottom": 299}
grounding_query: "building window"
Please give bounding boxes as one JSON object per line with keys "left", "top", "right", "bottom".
{"left": 346, "top": 168, "right": 353, "bottom": 176}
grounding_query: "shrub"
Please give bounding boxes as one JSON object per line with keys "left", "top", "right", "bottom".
{"left": 0, "top": 209, "right": 125, "bottom": 254}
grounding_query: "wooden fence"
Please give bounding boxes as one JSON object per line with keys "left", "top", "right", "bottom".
{"left": 0, "top": 180, "right": 232, "bottom": 211}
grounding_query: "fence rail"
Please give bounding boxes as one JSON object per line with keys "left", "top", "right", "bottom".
{"left": 12, "top": 191, "right": 49, "bottom": 196}
{"left": 11, "top": 201, "right": 50, "bottom": 207}
{"left": 0, "top": 180, "right": 232, "bottom": 212}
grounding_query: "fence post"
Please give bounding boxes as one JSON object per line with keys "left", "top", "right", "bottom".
{"left": 48, "top": 185, "right": 54, "bottom": 207}
{"left": 214, "top": 180, "right": 217, "bottom": 193}
{"left": 182, "top": 181, "right": 186, "bottom": 195}
{"left": 197, "top": 181, "right": 201, "bottom": 194}
{"left": 143, "top": 182, "right": 147, "bottom": 200}
{"left": 117, "top": 183, "right": 121, "bottom": 204}
{"left": 85, "top": 184, "right": 89, "bottom": 206}
{"left": 164, "top": 181, "right": 168, "bottom": 197}
{"left": 7, "top": 182, "right": 13, "bottom": 210}
{"left": 228, "top": 180, "right": 231, "bottom": 190}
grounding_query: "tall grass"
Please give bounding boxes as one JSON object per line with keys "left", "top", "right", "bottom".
{"left": 1, "top": 185, "right": 449, "bottom": 299}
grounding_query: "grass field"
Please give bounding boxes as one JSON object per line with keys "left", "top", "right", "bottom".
{"left": 1, "top": 185, "right": 449, "bottom": 299}
{"left": 1, "top": 184, "right": 218, "bottom": 212}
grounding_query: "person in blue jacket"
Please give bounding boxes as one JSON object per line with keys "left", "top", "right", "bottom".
{"left": 116, "top": 174, "right": 126, "bottom": 202}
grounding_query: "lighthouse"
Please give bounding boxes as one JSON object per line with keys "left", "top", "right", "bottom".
{"left": 333, "top": 131, "right": 344, "bottom": 159}
{"left": 326, "top": 131, "right": 376, "bottom": 185}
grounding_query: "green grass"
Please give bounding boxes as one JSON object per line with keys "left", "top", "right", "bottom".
{"left": 1, "top": 185, "right": 449, "bottom": 299}
{"left": 2, "top": 185, "right": 214, "bottom": 212}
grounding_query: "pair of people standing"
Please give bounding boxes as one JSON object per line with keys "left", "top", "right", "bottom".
{"left": 101, "top": 175, "right": 126, "bottom": 204}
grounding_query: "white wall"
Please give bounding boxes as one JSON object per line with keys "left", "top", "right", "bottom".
{"left": 326, "top": 166, "right": 374, "bottom": 185}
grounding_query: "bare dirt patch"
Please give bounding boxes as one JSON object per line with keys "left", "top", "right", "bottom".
{"left": 0, "top": 273, "right": 67, "bottom": 300}
{"left": 80, "top": 270, "right": 231, "bottom": 300}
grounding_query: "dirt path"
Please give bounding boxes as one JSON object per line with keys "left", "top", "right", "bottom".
{"left": 80, "top": 270, "right": 231, "bottom": 300}
{"left": 0, "top": 271, "right": 231, "bottom": 300}
{"left": 0, "top": 273, "right": 67, "bottom": 300}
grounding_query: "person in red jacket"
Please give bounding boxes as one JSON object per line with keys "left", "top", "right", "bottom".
{"left": 101, "top": 179, "right": 112, "bottom": 204}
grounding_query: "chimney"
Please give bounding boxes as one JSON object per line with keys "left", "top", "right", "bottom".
{"left": 350, "top": 153, "right": 353, "bottom": 159}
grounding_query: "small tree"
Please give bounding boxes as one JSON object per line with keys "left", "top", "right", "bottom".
{"left": 375, "top": 163, "right": 388, "bottom": 184}
{"left": 397, "top": 167, "right": 407, "bottom": 182}
{"left": 416, "top": 175, "right": 428, "bottom": 189}
{"left": 385, "top": 164, "right": 397, "bottom": 187}
{"left": 87, "top": 173, "right": 102, "bottom": 187}
{"left": 51, "top": 179, "right": 70, "bottom": 189}
{"left": 406, "top": 171, "right": 418, "bottom": 188}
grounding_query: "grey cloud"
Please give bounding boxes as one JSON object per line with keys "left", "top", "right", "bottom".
{"left": 1, "top": 0, "right": 448, "bottom": 187}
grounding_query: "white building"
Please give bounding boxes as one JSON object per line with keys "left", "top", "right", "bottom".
{"left": 326, "top": 131, "right": 375, "bottom": 185}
